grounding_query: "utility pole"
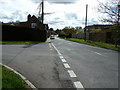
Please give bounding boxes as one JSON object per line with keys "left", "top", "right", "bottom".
{"left": 115, "top": 1, "right": 120, "bottom": 48}
{"left": 41, "top": 0, "right": 44, "bottom": 24}
{"left": 84, "top": 4, "right": 88, "bottom": 41}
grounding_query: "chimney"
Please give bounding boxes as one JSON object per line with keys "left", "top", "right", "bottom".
{"left": 28, "top": 14, "right": 31, "bottom": 21}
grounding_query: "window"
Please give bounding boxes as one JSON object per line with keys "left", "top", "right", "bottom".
{"left": 31, "top": 23, "right": 37, "bottom": 28}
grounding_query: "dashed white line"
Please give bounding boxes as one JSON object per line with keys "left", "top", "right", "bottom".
{"left": 63, "top": 63, "right": 70, "bottom": 68}
{"left": 59, "top": 56, "right": 64, "bottom": 59}
{"left": 68, "top": 70, "right": 77, "bottom": 77}
{"left": 74, "top": 81, "right": 84, "bottom": 88}
{"left": 61, "top": 58, "right": 67, "bottom": 63}
{"left": 51, "top": 43, "right": 84, "bottom": 89}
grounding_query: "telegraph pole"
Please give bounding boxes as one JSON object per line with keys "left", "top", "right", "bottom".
{"left": 41, "top": 0, "right": 44, "bottom": 24}
{"left": 84, "top": 4, "right": 88, "bottom": 41}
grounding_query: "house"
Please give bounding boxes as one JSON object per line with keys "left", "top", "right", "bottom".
{"left": 20, "top": 14, "right": 49, "bottom": 30}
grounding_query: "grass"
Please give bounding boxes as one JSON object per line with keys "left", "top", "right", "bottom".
{"left": 61, "top": 38, "right": 120, "bottom": 51}
{"left": 0, "top": 41, "right": 41, "bottom": 44}
{"left": 1, "top": 65, "right": 27, "bottom": 89}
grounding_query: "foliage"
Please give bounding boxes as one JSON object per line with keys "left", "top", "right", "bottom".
{"left": 97, "top": 0, "right": 119, "bottom": 24}
{"left": 90, "top": 29, "right": 102, "bottom": 32}
{"left": 62, "top": 26, "right": 77, "bottom": 35}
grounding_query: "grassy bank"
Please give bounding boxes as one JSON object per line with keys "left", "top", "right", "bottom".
{"left": 1, "top": 65, "right": 27, "bottom": 89}
{"left": 62, "top": 38, "right": 120, "bottom": 51}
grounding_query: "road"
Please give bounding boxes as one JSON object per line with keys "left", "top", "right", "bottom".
{"left": 52, "top": 37, "right": 118, "bottom": 89}
{"left": 2, "top": 37, "right": 119, "bottom": 89}
{"left": 2, "top": 42, "right": 75, "bottom": 89}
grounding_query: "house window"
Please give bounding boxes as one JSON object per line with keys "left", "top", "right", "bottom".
{"left": 31, "top": 23, "right": 37, "bottom": 28}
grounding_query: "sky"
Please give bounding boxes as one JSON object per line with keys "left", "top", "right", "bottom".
{"left": 0, "top": 0, "right": 108, "bottom": 29}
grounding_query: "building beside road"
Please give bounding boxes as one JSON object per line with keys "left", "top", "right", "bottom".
{"left": 20, "top": 14, "right": 49, "bottom": 30}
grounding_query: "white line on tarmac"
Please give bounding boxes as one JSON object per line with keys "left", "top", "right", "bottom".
{"left": 94, "top": 52, "right": 102, "bottom": 55}
{"left": 61, "top": 58, "right": 67, "bottom": 62}
{"left": 74, "top": 81, "right": 84, "bottom": 88}
{"left": 68, "top": 70, "right": 77, "bottom": 77}
{"left": 63, "top": 63, "right": 70, "bottom": 68}
{"left": 59, "top": 56, "right": 64, "bottom": 59}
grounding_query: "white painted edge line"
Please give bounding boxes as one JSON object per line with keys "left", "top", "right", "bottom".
{"left": 74, "top": 81, "right": 84, "bottom": 89}
{"left": 63, "top": 63, "right": 70, "bottom": 68}
{"left": 0, "top": 63, "right": 37, "bottom": 90}
{"left": 68, "top": 70, "right": 77, "bottom": 77}
{"left": 61, "top": 58, "right": 67, "bottom": 63}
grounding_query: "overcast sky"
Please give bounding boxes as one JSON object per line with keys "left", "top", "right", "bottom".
{"left": 0, "top": 0, "right": 107, "bottom": 29}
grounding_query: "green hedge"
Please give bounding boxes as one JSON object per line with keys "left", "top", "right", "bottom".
{"left": 2, "top": 25, "right": 47, "bottom": 42}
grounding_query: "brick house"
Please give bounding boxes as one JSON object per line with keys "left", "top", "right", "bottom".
{"left": 20, "top": 14, "right": 48, "bottom": 30}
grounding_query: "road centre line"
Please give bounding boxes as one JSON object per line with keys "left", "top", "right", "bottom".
{"left": 61, "top": 58, "right": 67, "bottom": 63}
{"left": 59, "top": 56, "right": 64, "bottom": 59}
{"left": 51, "top": 43, "right": 62, "bottom": 55}
{"left": 63, "top": 63, "right": 70, "bottom": 68}
{"left": 74, "top": 81, "right": 84, "bottom": 89}
{"left": 51, "top": 43, "right": 85, "bottom": 89}
{"left": 68, "top": 70, "right": 77, "bottom": 77}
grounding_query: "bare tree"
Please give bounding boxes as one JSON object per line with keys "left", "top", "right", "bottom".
{"left": 97, "top": 0, "right": 119, "bottom": 24}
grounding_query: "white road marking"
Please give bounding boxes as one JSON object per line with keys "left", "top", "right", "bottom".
{"left": 59, "top": 56, "right": 64, "bottom": 59}
{"left": 51, "top": 43, "right": 85, "bottom": 89}
{"left": 74, "top": 81, "right": 84, "bottom": 88}
{"left": 68, "top": 70, "right": 77, "bottom": 77}
{"left": 63, "top": 63, "right": 70, "bottom": 68}
{"left": 58, "top": 53, "right": 62, "bottom": 55}
{"left": 51, "top": 43, "right": 62, "bottom": 55}
{"left": 61, "top": 58, "right": 67, "bottom": 62}
{"left": 94, "top": 52, "right": 102, "bottom": 55}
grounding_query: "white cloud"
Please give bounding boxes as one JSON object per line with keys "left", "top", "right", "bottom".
{"left": 0, "top": 0, "right": 107, "bottom": 29}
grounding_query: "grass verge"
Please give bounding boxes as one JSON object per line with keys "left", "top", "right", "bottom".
{"left": 1, "top": 65, "right": 27, "bottom": 89}
{"left": 61, "top": 38, "right": 120, "bottom": 51}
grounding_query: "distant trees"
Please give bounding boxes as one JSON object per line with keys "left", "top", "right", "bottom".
{"left": 58, "top": 26, "right": 83, "bottom": 38}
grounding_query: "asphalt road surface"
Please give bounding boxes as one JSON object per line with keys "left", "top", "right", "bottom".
{"left": 2, "top": 37, "right": 119, "bottom": 89}
{"left": 2, "top": 42, "right": 75, "bottom": 89}
{"left": 52, "top": 37, "right": 119, "bottom": 89}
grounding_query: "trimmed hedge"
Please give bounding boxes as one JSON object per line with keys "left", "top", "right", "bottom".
{"left": 2, "top": 25, "right": 47, "bottom": 42}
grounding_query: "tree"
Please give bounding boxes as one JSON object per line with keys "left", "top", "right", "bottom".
{"left": 49, "top": 28, "right": 54, "bottom": 31}
{"left": 97, "top": 0, "right": 119, "bottom": 24}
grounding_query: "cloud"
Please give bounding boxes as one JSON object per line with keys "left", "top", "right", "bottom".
{"left": 0, "top": 0, "right": 107, "bottom": 29}
{"left": 30, "top": 0, "right": 78, "bottom": 3}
